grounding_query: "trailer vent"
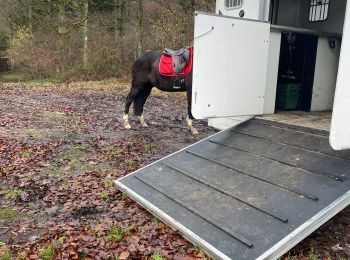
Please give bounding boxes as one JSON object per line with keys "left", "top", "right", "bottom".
{"left": 309, "top": 0, "right": 330, "bottom": 22}
{"left": 225, "top": 0, "right": 244, "bottom": 9}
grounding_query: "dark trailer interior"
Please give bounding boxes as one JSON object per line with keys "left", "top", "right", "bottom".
{"left": 270, "top": 0, "right": 346, "bottom": 112}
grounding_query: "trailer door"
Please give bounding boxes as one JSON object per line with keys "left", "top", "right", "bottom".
{"left": 192, "top": 12, "right": 270, "bottom": 119}
{"left": 330, "top": 2, "right": 350, "bottom": 150}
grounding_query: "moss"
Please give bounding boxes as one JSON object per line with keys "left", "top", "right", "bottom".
{"left": 20, "top": 150, "right": 31, "bottom": 158}
{"left": 104, "top": 179, "right": 115, "bottom": 188}
{"left": 99, "top": 191, "right": 109, "bottom": 200}
{"left": 38, "top": 245, "right": 55, "bottom": 260}
{"left": 106, "top": 226, "right": 130, "bottom": 241}
{"left": 0, "top": 251, "right": 13, "bottom": 260}
{"left": 151, "top": 252, "right": 163, "bottom": 260}
{"left": 5, "top": 188, "right": 23, "bottom": 199}
{"left": 144, "top": 143, "right": 157, "bottom": 153}
{"left": 0, "top": 207, "right": 19, "bottom": 220}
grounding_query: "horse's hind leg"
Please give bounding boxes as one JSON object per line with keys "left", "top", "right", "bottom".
{"left": 124, "top": 79, "right": 142, "bottom": 129}
{"left": 134, "top": 86, "right": 152, "bottom": 127}
{"left": 186, "top": 87, "right": 199, "bottom": 135}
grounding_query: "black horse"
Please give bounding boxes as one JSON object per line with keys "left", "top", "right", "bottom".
{"left": 123, "top": 50, "right": 198, "bottom": 135}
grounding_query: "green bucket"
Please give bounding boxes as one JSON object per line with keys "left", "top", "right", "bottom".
{"left": 276, "top": 83, "right": 300, "bottom": 110}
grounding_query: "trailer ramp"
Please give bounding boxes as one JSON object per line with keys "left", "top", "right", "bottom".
{"left": 116, "top": 118, "right": 350, "bottom": 260}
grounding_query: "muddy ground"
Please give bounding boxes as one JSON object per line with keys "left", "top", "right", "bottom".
{"left": 0, "top": 80, "right": 349, "bottom": 260}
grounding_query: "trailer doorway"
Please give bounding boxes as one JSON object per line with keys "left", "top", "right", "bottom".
{"left": 270, "top": 0, "right": 346, "bottom": 114}
{"left": 275, "top": 32, "right": 318, "bottom": 112}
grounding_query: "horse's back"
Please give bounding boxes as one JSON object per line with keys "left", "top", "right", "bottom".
{"left": 132, "top": 51, "right": 161, "bottom": 74}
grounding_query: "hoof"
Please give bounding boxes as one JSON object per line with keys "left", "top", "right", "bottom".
{"left": 191, "top": 129, "right": 199, "bottom": 135}
{"left": 123, "top": 114, "right": 131, "bottom": 129}
{"left": 138, "top": 114, "right": 148, "bottom": 128}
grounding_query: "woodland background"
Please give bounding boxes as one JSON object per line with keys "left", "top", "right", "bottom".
{"left": 0, "top": 0, "right": 215, "bottom": 81}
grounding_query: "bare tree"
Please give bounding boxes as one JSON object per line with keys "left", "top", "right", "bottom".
{"left": 136, "top": 0, "right": 143, "bottom": 58}
{"left": 114, "top": 0, "right": 126, "bottom": 43}
{"left": 82, "top": 0, "right": 89, "bottom": 68}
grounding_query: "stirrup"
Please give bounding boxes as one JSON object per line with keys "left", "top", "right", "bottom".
{"left": 173, "top": 78, "right": 183, "bottom": 89}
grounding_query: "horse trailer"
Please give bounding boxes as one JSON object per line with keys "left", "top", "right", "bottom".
{"left": 116, "top": 1, "right": 350, "bottom": 259}
{"left": 194, "top": 0, "right": 349, "bottom": 151}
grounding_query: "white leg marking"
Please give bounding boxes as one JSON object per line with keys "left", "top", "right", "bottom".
{"left": 186, "top": 116, "right": 199, "bottom": 135}
{"left": 138, "top": 114, "right": 148, "bottom": 127}
{"left": 123, "top": 114, "right": 131, "bottom": 129}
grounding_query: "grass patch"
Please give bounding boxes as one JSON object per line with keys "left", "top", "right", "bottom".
{"left": 144, "top": 143, "right": 157, "bottom": 153}
{"left": 0, "top": 73, "right": 54, "bottom": 85}
{"left": 73, "top": 144, "right": 88, "bottom": 151}
{"left": 69, "top": 158, "right": 81, "bottom": 165}
{"left": 99, "top": 191, "right": 109, "bottom": 200}
{"left": 308, "top": 247, "right": 318, "bottom": 260}
{"left": 5, "top": 188, "right": 23, "bottom": 199}
{"left": 124, "top": 159, "right": 136, "bottom": 168}
{"left": 106, "top": 226, "right": 130, "bottom": 242}
{"left": 0, "top": 72, "right": 26, "bottom": 82}
{"left": 0, "top": 251, "right": 13, "bottom": 260}
{"left": 38, "top": 245, "right": 55, "bottom": 260}
{"left": 0, "top": 207, "right": 20, "bottom": 220}
{"left": 26, "top": 78, "right": 56, "bottom": 86}
{"left": 78, "top": 252, "right": 88, "bottom": 259}
{"left": 25, "top": 128, "right": 48, "bottom": 139}
{"left": 20, "top": 150, "right": 31, "bottom": 158}
{"left": 104, "top": 179, "right": 115, "bottom": 188}
{"left": 151, "top": 252, "right": 163, "bottom": 260}
{"left": 17, "top": 251, "right": 28, "bottom": 260}
{"left": 101, "top": 146, "right": 121, "bottom": 157}
{"left": 60, "top": 180, "right": 68, "bottom": 189}
{"left": 61, "top": 147, "right": 87, "bottom": 165}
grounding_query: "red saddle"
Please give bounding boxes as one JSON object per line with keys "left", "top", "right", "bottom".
{"left": 159, "top": 46, "right": 193, "bottom": 77}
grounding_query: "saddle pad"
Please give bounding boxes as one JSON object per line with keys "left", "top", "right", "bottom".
{"left": 159, "top": 46, "right": 193, "bottom": 77}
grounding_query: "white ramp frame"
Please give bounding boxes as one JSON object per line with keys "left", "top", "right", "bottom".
{"left": 330, "top": 1, "right": 350, "bottom": 150}
{"left": 192, "top": 12, "right": 270, "bottom": 119}
{"left": 257, "top": 190, "right": 350, "bottom": 260}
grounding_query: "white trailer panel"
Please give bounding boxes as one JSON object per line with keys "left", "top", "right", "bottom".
{"left": 311, "top": 37, "right": 340, "bottom": 112}
{"left": 192, "top": 12, "right": 270, "bottom": 119}
{"left": 330, "top": 2, "right": 350, "bottom": 150}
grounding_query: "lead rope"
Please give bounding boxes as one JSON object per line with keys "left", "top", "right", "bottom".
{"left": 190, "top": 26, "right": 214, "bottom": 45}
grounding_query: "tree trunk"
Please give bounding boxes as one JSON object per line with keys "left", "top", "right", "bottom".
{"left": 58, "top": 3, "right": 66, "bottom": 72}
{"left": 114, "top": 0, "right": 125, "bottom": 43}
{"left": 82, "top": 0, "right": 89, "bottom": 68}
{"left": 28, "top": 0, "right": 33, "bottom": 32}
{"left": 136, "top": 0, "right": 143, "bottom": 58}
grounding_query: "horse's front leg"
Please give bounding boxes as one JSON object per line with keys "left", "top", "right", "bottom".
{"left": 123, "top": 114, "right": 131, "bottom": 129}
{"left": 186, "top": 88, "right": 199, "bottom": 135}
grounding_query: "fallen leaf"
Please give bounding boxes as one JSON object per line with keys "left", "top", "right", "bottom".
{"left": 119, "top": 251, "right": 130, "bottom": 260}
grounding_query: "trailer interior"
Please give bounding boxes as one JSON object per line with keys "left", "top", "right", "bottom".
{"left": 270, "top": 0, "right": 346, "bottom": 114}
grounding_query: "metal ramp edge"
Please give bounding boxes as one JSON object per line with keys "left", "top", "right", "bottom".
{"left": 256, "top": 190, "right": 350, "bottom": 260}
{"left": 116, "top": 125, "right": 236, "bottom": 260}
{"left": 115, "top": 118, "right": 350, "bottom": 260}
{"left": 115, "top": 180, "right": 232, "bottom": 260}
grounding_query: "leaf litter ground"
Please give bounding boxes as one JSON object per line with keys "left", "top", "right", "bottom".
{"left": 0, "top": 80, "right": 349, "bottom": 260}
